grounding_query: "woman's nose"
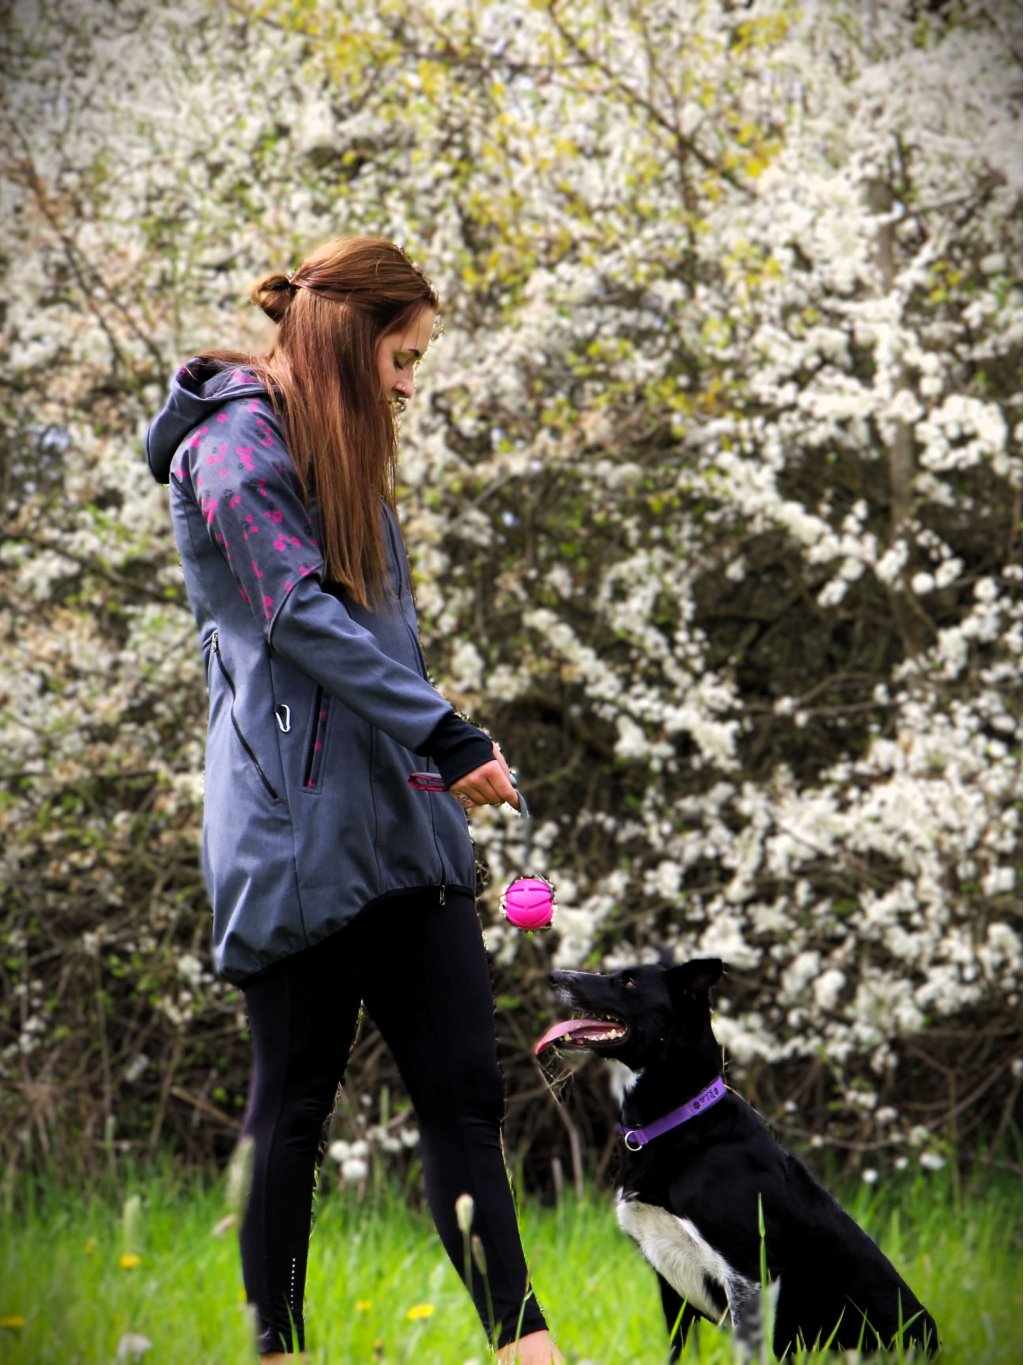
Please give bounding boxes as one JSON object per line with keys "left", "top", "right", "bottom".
{"left": 394, "top": 377, "right": 413, "bottom": 399}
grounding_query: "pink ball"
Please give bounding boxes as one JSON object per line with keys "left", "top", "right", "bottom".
{"left": 501, "top": 876, "right": 556, "bottom": 931}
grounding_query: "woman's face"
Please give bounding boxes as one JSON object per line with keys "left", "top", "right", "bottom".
{"left": 376, "top": 306, "right": 435, "bottom": 406}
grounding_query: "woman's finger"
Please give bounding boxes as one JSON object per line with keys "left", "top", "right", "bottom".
{"left": 451, "top": 759, "right": 519, "bottom": 809}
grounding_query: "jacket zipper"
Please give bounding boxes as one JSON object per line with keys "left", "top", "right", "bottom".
{"left": 383, "top": 511, "right": 449, "bottom": 901}
{"left": 383, "top": 511, "right": 431, "bottom": 680}
{"left": 211, "top": 631, "right": 280, "bottom": 801}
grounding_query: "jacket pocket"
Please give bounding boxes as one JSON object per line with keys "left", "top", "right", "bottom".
{"left": 211, "top": 631, "right": 281, "bottom": 802}
{"left": 301, "top": 687, "right": 330, "bottom": 792}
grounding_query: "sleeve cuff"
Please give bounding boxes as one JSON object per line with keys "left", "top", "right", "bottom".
{"left": 425, "top": 712, "right": 495, "bottom": 788}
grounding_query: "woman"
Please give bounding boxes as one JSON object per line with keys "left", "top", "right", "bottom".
{"left": 145, "top": 237, "right": 562, "bottom": 1364}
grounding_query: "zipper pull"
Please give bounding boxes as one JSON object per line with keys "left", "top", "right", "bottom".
{"left": 439, "top": 883, "right": 446, "bottom": 907}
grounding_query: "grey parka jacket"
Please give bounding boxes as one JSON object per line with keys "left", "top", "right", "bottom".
{"left": 145, "top": 360, "right": 482, "bottom": 984}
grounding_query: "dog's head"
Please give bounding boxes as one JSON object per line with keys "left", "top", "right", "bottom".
{"left": 535, "top": 957, "right": 723, "bottom": 1072}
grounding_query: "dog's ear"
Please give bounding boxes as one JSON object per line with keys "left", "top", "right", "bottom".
{"left": 666, "top": 958, "right": 724, "bottom": 1002}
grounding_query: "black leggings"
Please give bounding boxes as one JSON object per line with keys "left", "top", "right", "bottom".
{"left": 239, "top": 890, "right": 548, "bottom": 1355}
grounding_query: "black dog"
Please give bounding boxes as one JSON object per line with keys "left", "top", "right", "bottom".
{"left": 535, "top": 958, "right": 939, "bottom": 1359}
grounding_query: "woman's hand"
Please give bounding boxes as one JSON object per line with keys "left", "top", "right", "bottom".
{"left": 450, "top": 743, "right": 520, "bottom": 811}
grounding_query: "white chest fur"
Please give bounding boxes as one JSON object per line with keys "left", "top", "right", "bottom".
{"left": 616, "top": 1196, "right": 760, "bottom": 1327}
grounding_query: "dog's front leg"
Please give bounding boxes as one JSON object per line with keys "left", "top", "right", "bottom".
{"left": 726, "top": 1273, "right": 765, "bottom": 1361}
{"left": 656, "top": 1273, "right": 701, "bottom": 1360}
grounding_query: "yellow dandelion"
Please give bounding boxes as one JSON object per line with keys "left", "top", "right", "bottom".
{"left": 355, "top": 1299, "right": 373, "bottom": 1313}
{"left": 405, "top": 1303, "right": 435, "bottom": 1321}
{"left": 119, "top": 1253, "right": 142, "bottom": 1270}
{"left": 0, "top": 1317, "right": 27, "bottom": 1330}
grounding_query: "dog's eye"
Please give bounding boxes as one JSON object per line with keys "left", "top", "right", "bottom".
{"left": 622, "top": 977, "right": 636, "bottom": 990}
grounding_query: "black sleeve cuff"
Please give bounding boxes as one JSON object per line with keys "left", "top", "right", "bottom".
{"left": 424, "top": 712, "right": 495, "bottom": 788}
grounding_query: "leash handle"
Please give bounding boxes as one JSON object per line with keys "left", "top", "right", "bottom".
{"left": 409, "top": 769, "right": 533, "bottom": 860}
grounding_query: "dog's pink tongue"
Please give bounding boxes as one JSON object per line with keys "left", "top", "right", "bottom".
{"left": 534, "top": 1018, "right": 607, "bottom": 1056}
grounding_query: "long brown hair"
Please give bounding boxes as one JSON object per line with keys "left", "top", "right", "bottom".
{"left": 202, "top": 236, "right": 439, "bottom": 607}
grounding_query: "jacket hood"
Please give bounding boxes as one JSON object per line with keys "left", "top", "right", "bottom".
{"left": 145, "top": 358, "right": 267, "bottom": 483}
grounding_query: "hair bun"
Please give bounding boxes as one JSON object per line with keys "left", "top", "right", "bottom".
{"left": 251, "top": 271, "right": 296, "bottom": 323}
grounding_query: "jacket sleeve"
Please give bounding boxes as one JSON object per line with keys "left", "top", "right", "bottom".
{"left": 189, "top": 399, "right": 457, "bottom": 752}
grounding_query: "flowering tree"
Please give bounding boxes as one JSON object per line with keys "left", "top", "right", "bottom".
{"left": 0, "top": 0, "right": 1019, "bottom": 1184}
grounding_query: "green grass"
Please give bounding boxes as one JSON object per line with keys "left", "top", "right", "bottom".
{"left": 0, "top": 1163, "right": 1019, "bottom": 1363}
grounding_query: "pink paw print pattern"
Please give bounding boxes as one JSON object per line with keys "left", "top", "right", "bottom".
{"left": 283, "top": 565, "right": 316, "bottom": 592}
{"left": 187, "top": 403, "right": 327, "bottom": 627}
{"left": 207, "top": 445, "right": 230, "bottom": 480}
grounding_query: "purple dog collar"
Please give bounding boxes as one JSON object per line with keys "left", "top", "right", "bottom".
{"left": 617, "top": 1077, "right": 727, "bottom": 1151}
